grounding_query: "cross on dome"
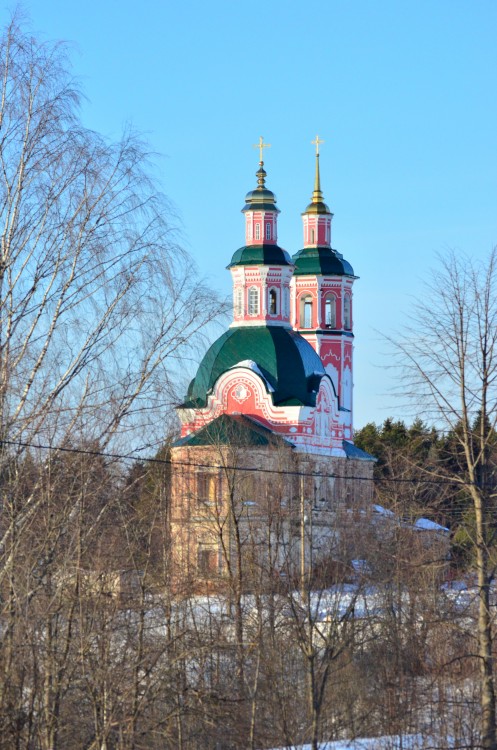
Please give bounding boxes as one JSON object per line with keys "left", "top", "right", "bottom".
{"left": 311, "top": 134, "right": 325, "bottom": 155}
{"left": 253, "top": 135, "right": 271, "bottom": 164}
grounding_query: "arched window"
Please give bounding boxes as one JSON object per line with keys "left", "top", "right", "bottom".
{"left": 265, "top": 223, "right": 271, "bottom": 240}
{"left": 325, "top": 296, "right": 336, "bottom": 328}
{"left": 248, "top": 286, "right": 259, "bottom": 316}
{"left": 269, "top": 288, "right": 278, "bottom": 315}
{"left": 344, "top": 295, "right": 351, "bottom": 330}
{"left": 235, "top": 288, "right": 243, "bottom": 317}
{"left": 255, "top": 223, "right": 261, "bottom": 240}
{"left": 300, "top": 295, "right": 313, "bottom": 328}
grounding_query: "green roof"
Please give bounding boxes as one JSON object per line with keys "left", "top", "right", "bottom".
{"left": 183, "top": 326, "right": 325, "bottom": 408}
{"left": 174, "top": 414, "right": 294, "bottom": 448}
{"left": 292, "top": 246, "right": 355, "bottom": 277}
{"left": 342, "top": 440, "right": 377, "bottom": 461}
{"left": 228, "top": 244, "right": 293, "bottom": 268}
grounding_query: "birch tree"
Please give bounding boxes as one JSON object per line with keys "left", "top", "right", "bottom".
{"left": 0, "top": 14, "right": 223, "bottom": 748}
{"left": 392, "top": 248, "right": 497, "bottom": 750}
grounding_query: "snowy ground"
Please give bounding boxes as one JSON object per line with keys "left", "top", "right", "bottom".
{"left": 267, "top": 734, "right": 444, "bottom": 750}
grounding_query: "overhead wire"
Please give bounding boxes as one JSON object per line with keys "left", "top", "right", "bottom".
{"left": 0, "top": 437, "right": 490, "bottom": 490}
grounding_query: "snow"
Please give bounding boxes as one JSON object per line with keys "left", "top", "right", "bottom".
{"left": 372, "top": 506, "right": 449, "bottom": 534}
{"left": 230, "top": 359, "right": 275, "bottom": 391}
{"left": 351, "top": 559, "right": 371, "bottom": 575}
{"left": 414, "top": 518, "right": 449, "bottom": 533}
{"left": 372, "top": 504, "right": 395, "bottom": 518}
{"left": 266, "top": 733, "right": 433, "bottom": 750}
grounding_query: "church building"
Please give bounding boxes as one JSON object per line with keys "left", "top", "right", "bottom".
{"left": 170, "top": 139, "right": 374, "bottom": 591}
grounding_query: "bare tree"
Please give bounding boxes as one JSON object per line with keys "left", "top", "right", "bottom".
{"left": 0, "top": 13, "right": 224, "bottom": 749}
{"left": 391, "top": 248, "right": 497, "bottom": 750}
{"left": 0, "top": 13, "right": 222, "bottom": 454}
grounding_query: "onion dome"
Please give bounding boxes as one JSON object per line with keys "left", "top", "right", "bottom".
{"left": 182, "top": 326, "right": 325, "bottom": 408}
{"left": 242, "top": 162, "right": 280, "bottom": 214}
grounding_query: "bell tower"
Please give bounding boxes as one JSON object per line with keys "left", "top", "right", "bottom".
{"left": 229, "top": 137, "right": 293, "bottom": 328}
{"left": 290, "top": 137, "right": 357, "bottom": 436}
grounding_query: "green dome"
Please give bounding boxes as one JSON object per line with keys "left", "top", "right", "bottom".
{"left": 292, "top": 246, "right": 355, "bottom": 277}
{"left": 242, "top": 188, "right": 279, "bottom": 212}
{"left": 184, "top": 326, "right": 325, "bottom": 408}
{"left": 242, "top": 164, "right": 279, "bottom": 213}
{"left": 228, "top": 244, "right": 293, "bottom": 268}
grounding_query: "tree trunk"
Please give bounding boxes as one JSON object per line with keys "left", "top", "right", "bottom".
{"left": 474, "top": 487, "right": 497, "bottom": 750}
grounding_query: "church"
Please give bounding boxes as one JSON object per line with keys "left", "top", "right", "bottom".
{"left": 170, "top": 138, "right": 375, "bottom": 591}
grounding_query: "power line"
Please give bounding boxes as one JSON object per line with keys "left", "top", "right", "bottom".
{"left": 0, "top": 437, "right": 485, "bottom": 489}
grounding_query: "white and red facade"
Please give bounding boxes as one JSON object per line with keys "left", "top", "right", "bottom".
{"left": 178, "top": 155, "right": 357, "bottom": 457}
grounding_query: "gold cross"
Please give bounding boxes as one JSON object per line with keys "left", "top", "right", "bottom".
{"left": 312, "top": 135, "right": 325, "bottom": 155}
{"left": 253, "top": 135, "right": 271, "bottom": 163}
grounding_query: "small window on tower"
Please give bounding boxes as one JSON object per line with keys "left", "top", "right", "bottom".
{"left": 248, "top": 286, "right": 260, "bottom": 316}
{"left": 300, "top": 295, "right": 313, "bottom": 328}
{"left": 269, "top": 288, "right": 278, "bottom": 315}
{"left": 344, "top": 295, "right": 351, "bottom": 330}
{"left": 325, "top": 296, "right": 336, "bottom": 328}
{"left": 283, "top": 287, "right": 290, "bottom": 318}
{"left": 310, "top": 228, "right": 315, "bottom": 244}
{"left": 235, "top": 288, "right": 243, "bottom": 317}
{"left": 255, "top": 223, "right": 261, "bottom": 240}
{"left": 265, "top": 223, "right": 271, "bottom": 240}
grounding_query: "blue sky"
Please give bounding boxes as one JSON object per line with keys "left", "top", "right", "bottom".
{"left": 13, "top": 0, "right": 497, "bottom": 427}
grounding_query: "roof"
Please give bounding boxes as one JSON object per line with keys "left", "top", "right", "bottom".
{"left": 241, "top": 164, "right": 279, "bottom": 213}
{"left": 228, "top": 244, "right": 293, "bottom": 268}
{"left": 242, "top": 184, "right": 279, "bottom": 212}
{"left": 302, "top": 199, "right": 332, "bottom": 215}
{"left": 342, "top": 440, "right": 377, "bottom": 461}
{"left": 292, "top": 246, "right": 355, "bottom": 277}
{"left": 173, "top": 414, "right": 294, "bottom": 448}
{"left": 183, "top": 326, "right": 325, "bottom": 408}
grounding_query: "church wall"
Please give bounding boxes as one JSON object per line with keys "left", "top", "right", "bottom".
{"left": 169, "top": 148, "right": 375, "bottom": 594}
{"left": 169, "top": 444, "right": 374, "bottom": 593}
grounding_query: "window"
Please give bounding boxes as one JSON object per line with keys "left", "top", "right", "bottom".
{"left": 248, "top": 286, "right": 259, "bottom": 316}
{"left": 235, "top": 288, "right": 243, "bottom": 317}
{"left": 265, "top": 223, "right": 271, "bottom": 240}
{"left": 269, "top": 288, "right": 278, "bottom": 315}
{"left": 197, "top": 473, "right": 217, "bottom": 504}
{"left": 300, "top": 295, "right": 313, "bottom": 328}
{"left": 325, "top": 296, "right": 336, "bottom": 327}
{"left": 240, "top": 473, "right": 257, "bottom": 507}
{"left": 310, "top": 228, "right": 315, "bottom": 244}
{"left": 344, "top": 295, "right": 351, "bottom": 330}
{"left": 255, "top": 223, "right": 261, "bottom": 240}
{"left": 197, "top": 545, "right": 219, "bottom": 577}
{"left": 283, "top": 287, "right": 290, "bottom": 318}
